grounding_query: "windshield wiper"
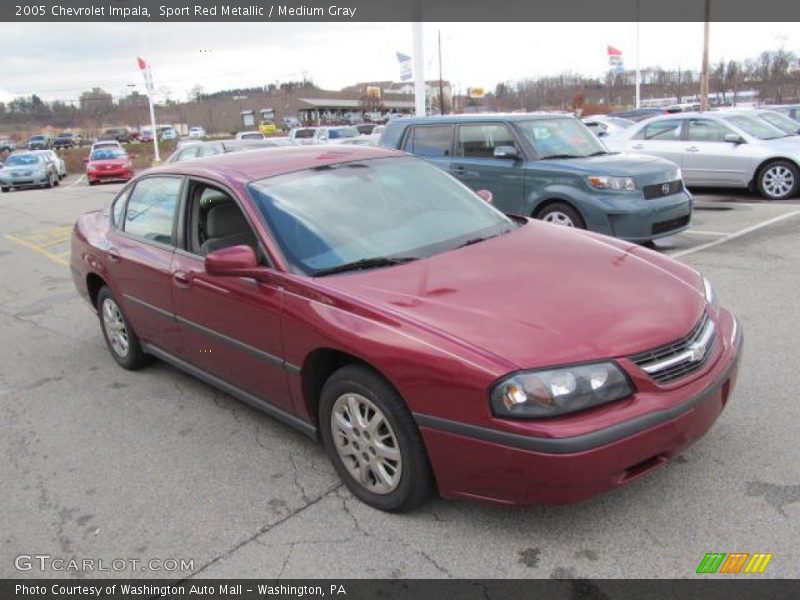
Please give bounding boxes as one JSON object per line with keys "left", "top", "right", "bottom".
{"left": 313, "top": 256, "right": 418, "bottom": 277}
{"left": 540, "top": 154, "right": 582, "bottom": 160}
{"left": 454, "top": 228, "right": 513, "bottom": 250}
{"left": 587, "top": 150, "right": 611, "bottom": 156}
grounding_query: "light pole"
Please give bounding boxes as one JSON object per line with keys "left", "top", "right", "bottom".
{"left": 699, "top": 0, "right": 711, "bottom": 112}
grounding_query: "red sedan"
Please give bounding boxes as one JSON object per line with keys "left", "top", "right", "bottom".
{"left": 85, "top": 147, "right": 133, "bottom": 185}
{"left": 70, "top": 146, "right": 741, "bottom": 511}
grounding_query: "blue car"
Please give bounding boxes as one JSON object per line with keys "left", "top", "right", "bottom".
{"left": 380, "top": 113, "right": 693, "bottom": 241}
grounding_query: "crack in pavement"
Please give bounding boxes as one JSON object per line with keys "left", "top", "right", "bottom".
{"left": 185, "top": 482, "right": 344, "bottom": 579}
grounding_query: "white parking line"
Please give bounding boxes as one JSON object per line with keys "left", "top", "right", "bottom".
{"left": 672, "top": 210, "right": 800, "bottom": 258}
{"left": 683, "top": 230, "right": 727, "bottom": 236}
{"left": 64, "top": 174, "right": 86, "bottom": 188}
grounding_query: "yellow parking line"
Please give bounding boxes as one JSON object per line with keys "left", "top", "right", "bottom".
{"left": 37, "top": 236, "right": 72, "bottom": 248}
{"left": 5, "top": 232, "right": 69, "bottom": 267}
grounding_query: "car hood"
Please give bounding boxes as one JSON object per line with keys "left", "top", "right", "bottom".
{"left": 321, "top": 222, "right": 705, "bottom": 370}
{"left": 528, "top": 152, "right": 681, "bottom": 183}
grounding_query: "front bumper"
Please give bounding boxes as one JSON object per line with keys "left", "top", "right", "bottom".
{"left": 418, "top": 309, "right": 741, "bottom": 506}
{"left": 87, "top": 168, "right": 133, "bottom": 182}
{"left": 0, "top": 173, "right": 51, "bottom": 187}
{"left": 597, "top": 190, "right": 693, "bottom": 242}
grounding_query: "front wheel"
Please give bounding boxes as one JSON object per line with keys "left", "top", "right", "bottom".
{"left": 97, "top": 286, "right": 153, "bottom": 370}
{"left": 319, "top": 365, "right": 435, "bottom": 512}
{"left": 536, "top": 202, "right": 586, "bottom": 229}
{"left": 0, "top": 187, "right": 9, "bottom": 193}
{"left": 758, "top": 160, "right": 799, "bottom": 200}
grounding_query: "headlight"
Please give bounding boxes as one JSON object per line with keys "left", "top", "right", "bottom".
{"left": 587, "top": 175, "right": 636, "bottom": 191}
{"left": 490, "top": 362, "right": 633, "bottom": 418}
{"left": 702, "top": 276, "right": 719, "bottom": 314}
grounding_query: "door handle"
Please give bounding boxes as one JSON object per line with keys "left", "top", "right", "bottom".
{"left": 631, "top": 144, "right": 644, "bottom": 150}
{"left": 172, "top": 270, "right": 191, "bottom": 288}
{"left": 107, "top": 248, "right": 120, "bottom": 262}
{"left": 686, "top": 146, "right": 700, "bottom": 152}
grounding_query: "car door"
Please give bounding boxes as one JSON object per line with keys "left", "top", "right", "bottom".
{"left": 401, "top": 124, "right": 454, "bottom": 173}
{"left": 683, "top": 118, "right": 753, "bottom": 185}
{"left": 169, "top": 179, "right": 292, "bottom": 412}
{"left": 449, "top": 122, "right": 526, "bottom": 214}
{"left": 627, "top": 119, "right": 686, "bottom": 168}
{"left": 108, "top": 175, "right": 184, "bottom": 354}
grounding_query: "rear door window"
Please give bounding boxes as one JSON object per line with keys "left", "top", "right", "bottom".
{"left": 402, "top": 125, "right": 453, "bottom": 157}
{"left": 123, "top": 177, "right": 183, "bottom": 246}
{"left": 635, "top": 120, "right": 683, "bottom": 141}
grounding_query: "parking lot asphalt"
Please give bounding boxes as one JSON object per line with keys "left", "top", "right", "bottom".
{"left": 1, "top": 175, "right": 799, "bottom": 580}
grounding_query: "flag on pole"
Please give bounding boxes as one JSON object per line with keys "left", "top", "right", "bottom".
{"left": 607, "top": 45, "right": 624, "bottom": 74}
{"left": 396, "top": 52, "right": 413, "bottom": 82}
{"left": 136, "top": 56, "right": 160, "bottom": 162}
{"left": 137, "top": 56, "right": 155, "bottom": 94}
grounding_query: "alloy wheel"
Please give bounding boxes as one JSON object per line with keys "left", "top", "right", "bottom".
{"left": 330, "top": 392, "right": 402, "bottom": 494}
{"left": 102, "top": 298, "right": 129, "bottom": 357}
{"left": 762, "top": 165, "right": 795, "bottom": 198}
{"left": 542, "top": 211, "right": 575, "bottom": 227}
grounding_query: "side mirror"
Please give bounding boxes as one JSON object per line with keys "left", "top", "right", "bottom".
{"left": 724, "top": 133, "right": 745, "bottom": 144}
{"left": 476, "top": 189, "right": 493, "bottom": 203}
{"left": 493, "top": 145, "right": 519, "bottom": 159}
{"left": 596, "top": 130, "right": 609, "bottom": 138}
{"left": 205, "top": 245, "right": 269, "bottom": 281}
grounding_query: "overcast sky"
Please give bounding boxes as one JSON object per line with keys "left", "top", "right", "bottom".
{"left": 0, "top": 21, "right": 797, "bottom": 104}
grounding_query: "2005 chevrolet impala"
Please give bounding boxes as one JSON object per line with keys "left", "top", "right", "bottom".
{"left": 71, "top": 146, "right": 742, "bottom": 512}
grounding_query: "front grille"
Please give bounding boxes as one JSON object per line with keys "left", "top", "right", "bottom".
{"left": 643, "top": 179, "right": 683, "bottom": 200}
{"left": 630, "top": 311, "right": 717, "bottom": 384}
{"left": 652, "top": 214, "right": 690, "bottom": 235}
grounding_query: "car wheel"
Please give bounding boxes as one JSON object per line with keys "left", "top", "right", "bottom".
{"left": 1, "top": 187, "right": 9, "bottom": 193}
{"left": 758, "top": 160, "right": 799, "bottom": 200}
{"left": 53, "top": 177, "right": 60, "bottom": 187}
{"left": 319, "top": 364, "right": 435, "bottom": 512}
{"left": 43, "top": 176, "right": 53, "bottom": 189}
{"left": 536, "top": 202, "right": 586, "bottom": 229}
{"left": 88, "top": 180, "right": 97, "bottom": 186}
{"left": 97, "top": 286, "right": 153, "bottom": 370}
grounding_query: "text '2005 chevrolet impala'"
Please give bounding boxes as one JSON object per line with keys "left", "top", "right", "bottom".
{"left": 71, "top": 146, "right": 741, "bottom": 512}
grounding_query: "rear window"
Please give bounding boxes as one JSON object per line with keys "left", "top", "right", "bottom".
{"left": 294, "top": 129, "right": 315, "bottom": 139}
{"left": 402, "top": 125, "right": 453, "bottom": 157}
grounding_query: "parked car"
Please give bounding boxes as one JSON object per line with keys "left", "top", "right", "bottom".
{"left": 356, "top": 123, "right": 378, "bottom": 135}
{"left": 288, "top": 127, "right": 317, "bottom": 145}
{"left": 761, "top": 104, "right": 800, "bottom": 122}
{"left": 582, "top": 115, "right": 635, "bottom": 139}
{"left": 380, "top": 113, "right": 692, "bottom": 241}
{"left": 0, "top": 137, "right": 17, "bottom": 153}
{"left": 606, "top": 112, "right": 800, "bottom": 199}
{"left": 30, "top": 149, "right": 67, "bottom": 179}
{"left": 0, "top": 151, "right": 59, "bottom": 191}
{"left": 91, "top": 140, "right": 123, "bottom": 152}
{"left": 53, "top": 132, "right": 81, "bottom": 149}
{"left": 282, "top": 116, "right": 302, "bottom": 130}
{"left": 166, "top": 138, "right": 293, "bottom": 164}
{"left": 139, "top": 127, "right": 155, "bottom": 143}
{"left": 160, "top": 128, "right": 178, "bottom": 141}
{"left": 188, "top": 127, "right": 207, "bottom": 139}
{"left": 85, "top": 147, "right": 133, "bottom": 185}
{"left": 70, "top": 145, "right": 741, "bottom": 511}
{"left": 101, "top": 128, "right": 132, "bottom": 143}
{"left": 27, "top": 135, "right": 52, "bottom": 150}
{"left": 235, "top": 131, "right": 265, "bottom": 140}
{"left": 315, "top": 126, "right": 361, "bottom": 144}
{"left": 607, "top": 108, "right": 669, "bottom": 122}
{"left": 369, "top": 125, "right": 386, "bottom": 145}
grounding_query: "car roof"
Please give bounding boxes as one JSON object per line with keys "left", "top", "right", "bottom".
{"left": 388, "top": 112, "right": 576, "bottom": 126}
{"left": 147, "top": 145, "right": 406, "bottom": 182}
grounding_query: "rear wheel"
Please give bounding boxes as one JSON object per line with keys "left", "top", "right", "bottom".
{"left": 758, "top": 160, "right": 799, "bottom": 200}
{"left": 319, "top": 365, "right": 435, "bottom": 512}
{"left": 1, "top": 187, "right": 8, "bottom": 193}
{"left": 536, "top": 202, "right": 586, "bottom": 229}
{"left": 97, "top": 286, "right": 153, "bottom": 370}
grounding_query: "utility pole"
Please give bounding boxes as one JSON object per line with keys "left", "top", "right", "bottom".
{"left": 438, "top": 30, "right": 446, "bottom": 115}
{"left": 635, "top": 0, "right": 641, "bottom": 108}
{"left": 699, "top": 0, "right": 711, "bottom": 111}
{"left": 411, "top": 0, "right": 425, "bottom": 117}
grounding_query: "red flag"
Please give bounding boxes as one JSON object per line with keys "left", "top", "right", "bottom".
{"left": 137, "top": 56, "right": 147, "bottom": 70}
{"left": 607, "top": 45, "right": 622, "bottom": 56}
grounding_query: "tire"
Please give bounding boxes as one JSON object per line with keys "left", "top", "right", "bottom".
{"left": 757, "top": 160, "right": 800, "bottom": 200}
{"left": 88, "top": 180, "right": 97, "bottom": 186}
{"left": 536, "top": 201, "right": 586, "bottom": 229}
{"left": 97, "top": 286, "right": 153, "bottom": 370}
{"left": 44, "top": 174, "right": 54, "bottom": 189}
{"left": 54, "top": 177, "right": 60, "bottom": 187}
{"left": 319, "top": 364, "right": 435, "bottom": 512}
{"left": 1, "top": 187, "right": 8, "bottom": 193}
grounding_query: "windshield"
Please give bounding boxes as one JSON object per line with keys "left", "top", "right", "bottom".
{"left": 57, "top": 134, "right": 73, "bottom": 139}
{"left": 328, "top": 128, "right": 359, "bottom": 139}
{"left": 31, "top": 136, "right": 45, "bottom": 141}
{"left": 294, "top": 129, "right": 315, "bottom": 139}
{"left": 5, "top": 154, "right": 41, "bottom": 166}
{"left": 90, "top": 149, "right": 127, "bottom": 160}
{"left": 723, "top": 115, "right": 787, "bottom": 140}
{"left": 516, "top": 118, "right": 607, "bottom": 159}
{"left": 248, "top": 156, "right": 515, "bottom": 275}
{"left": 757, "top": 111, "right": 800, "bottom": 135}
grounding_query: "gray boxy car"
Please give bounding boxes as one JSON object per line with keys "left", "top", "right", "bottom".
{"left": 380, "top": 113, "right": 693, "bottom": 241}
